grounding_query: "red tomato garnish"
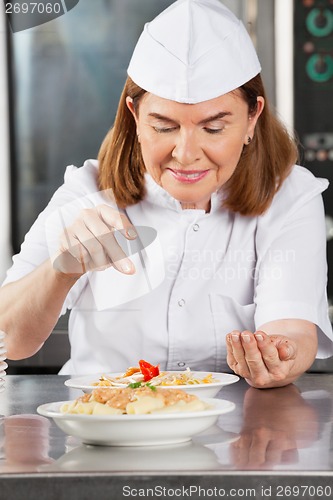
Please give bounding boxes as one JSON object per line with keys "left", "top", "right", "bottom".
{"left": 138, "top": 359, "right": 160, "bottom": 381}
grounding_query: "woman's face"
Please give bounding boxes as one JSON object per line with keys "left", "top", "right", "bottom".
{"left": 126, "top": 91, "right": 264, "bottom": 211}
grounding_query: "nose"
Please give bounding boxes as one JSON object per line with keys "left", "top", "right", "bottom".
{"left": 172, "top": 130, "right": 201, "bottom": 165}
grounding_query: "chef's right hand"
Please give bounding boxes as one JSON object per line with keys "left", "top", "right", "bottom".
{"left": 52, "top": 205, "right": 137, "bottom": 276}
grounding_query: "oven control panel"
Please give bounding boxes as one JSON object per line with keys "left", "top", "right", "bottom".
{"left": 294, "top": 0, "right": 333, "bottom": 305}
{"left": 294, "top": 0, "right": 333, "bottom": 168}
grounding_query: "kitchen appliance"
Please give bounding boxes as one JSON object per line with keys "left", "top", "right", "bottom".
{"left": 293, "top": 0, "right": 333, "bottom": 305}
{"left": 293, "top": 0, "right": 333, "bottom": 371}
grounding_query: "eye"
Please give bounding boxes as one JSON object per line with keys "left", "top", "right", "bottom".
{"left": 203, "top": 127, "right": 224, "bottom": 135}
{"left": 152, "top": 126, "right": 177, "bottom": 133}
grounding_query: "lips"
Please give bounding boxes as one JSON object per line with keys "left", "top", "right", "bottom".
{"left": 167, "top": 168, "right": 209, "bottom": 184}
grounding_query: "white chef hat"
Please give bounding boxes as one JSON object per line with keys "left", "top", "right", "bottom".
{"left": 127, "top": 0, "right": 261, "bottom": 104}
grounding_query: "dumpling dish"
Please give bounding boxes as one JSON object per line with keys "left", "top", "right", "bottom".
{"left": 60, "top": 386, "right": 210, "bottom": 415}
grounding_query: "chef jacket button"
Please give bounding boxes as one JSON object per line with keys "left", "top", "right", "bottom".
{"left": 178, "top": 361, "right": 186, "bottom": 367}
{"left": 193, "top": 223, "right": 200, "bottom": 232}
{"left": 178, "top": 299, "right": 186, "bottom": 307}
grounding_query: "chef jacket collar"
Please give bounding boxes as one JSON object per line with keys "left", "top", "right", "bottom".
{"left": 143, "top": 173, "right": 224, "bottom": 214}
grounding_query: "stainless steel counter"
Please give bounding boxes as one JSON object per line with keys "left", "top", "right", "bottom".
{"left": 0, "top": 374, "right": 332, "bottom": 500}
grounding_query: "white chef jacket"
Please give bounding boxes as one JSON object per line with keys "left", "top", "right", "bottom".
{"left": 3, "top": 160, "right": 333, "bottom": 374}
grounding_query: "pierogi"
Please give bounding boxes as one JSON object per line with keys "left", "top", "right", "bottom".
{"left": 60, "top": 386, "right": 210, "bottom": 415}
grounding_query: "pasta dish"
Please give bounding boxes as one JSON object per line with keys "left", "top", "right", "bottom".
{"left": 94, "top": 360, "right": 219, "bottom": 389}
{"left": 60, "top": 386, "right": 210, "bottom": 415}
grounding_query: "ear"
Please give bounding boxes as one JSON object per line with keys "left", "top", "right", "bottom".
{"left": 244, "top": 96, "right": 265, "bottom": 144}
{"left": 126, "top": 96, "right": 138, "bottom": 125}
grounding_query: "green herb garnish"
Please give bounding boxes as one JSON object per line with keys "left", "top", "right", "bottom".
{"left": 127, "top": 381, "right": 142, "bottom": 389}
{"left": 127, "top": 381, "right": 157, "bottom": 391}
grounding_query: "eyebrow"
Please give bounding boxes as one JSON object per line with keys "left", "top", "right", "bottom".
{"left": 199, "top": 111, "right": 233, "bottom": 124}
{"left": 148, "top": 111, "right": 232, "bottom": 124}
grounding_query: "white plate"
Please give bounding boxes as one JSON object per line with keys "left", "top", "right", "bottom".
{"left": 64, "top": 371, "right": 239, "bottom": 398}
{"left": 0, "top": 361, "right": 8, "bottom": 373}
{"left": 41, "top": 440, "right": 224, "bottom": 472}
{"left": 37, "top": 398, "right": 235, "bottom": 446}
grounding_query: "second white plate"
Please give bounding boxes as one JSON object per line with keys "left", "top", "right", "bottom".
{"left": 37, "top": 398, "right": 235, "bottom": 446}
{"left": 64, "top": 371, "right": 239, "bottom": 398}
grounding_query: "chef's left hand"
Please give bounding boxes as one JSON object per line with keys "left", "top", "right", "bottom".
{"left": 226, "top": 330, "right": 298, "bottom": 388}
{"left": 229, "top": 384, "right": 319, "bottom": 468}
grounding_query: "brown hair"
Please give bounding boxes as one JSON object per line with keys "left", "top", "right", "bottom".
{"left": 98, "top": 75, "right": 298, "bottom": 215}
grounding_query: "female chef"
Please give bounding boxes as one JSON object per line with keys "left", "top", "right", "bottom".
{"left": 1, "top": 0, "right": 332, "bottom": 388}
